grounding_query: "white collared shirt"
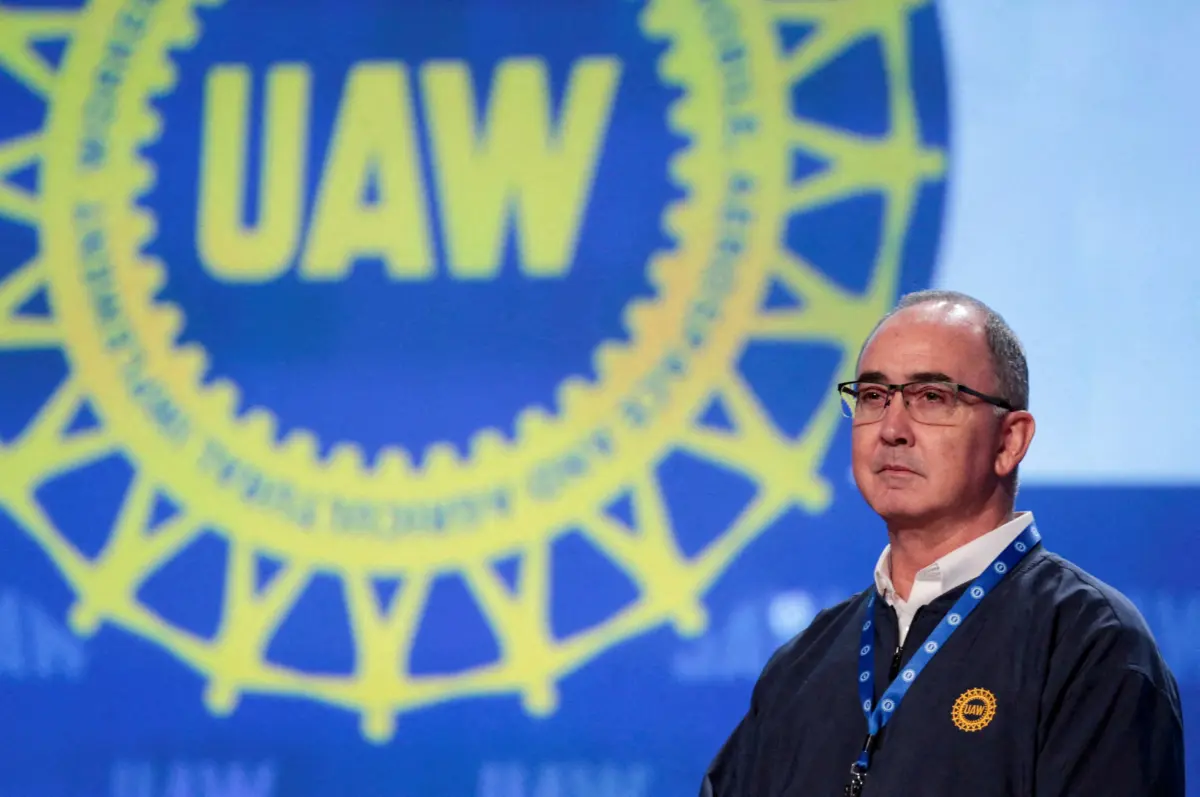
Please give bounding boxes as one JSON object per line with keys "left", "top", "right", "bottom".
{"left": 873, "top": 511, "right": 1035, "bottom": 645}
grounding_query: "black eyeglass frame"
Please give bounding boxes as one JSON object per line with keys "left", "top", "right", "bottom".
{"left": 836, "top": 380, "right": 1016, "bottom": 422}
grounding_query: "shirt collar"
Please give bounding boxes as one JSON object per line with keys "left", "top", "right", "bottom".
{"left": 873, "top": 511, "right": 1036, "bottom": 607}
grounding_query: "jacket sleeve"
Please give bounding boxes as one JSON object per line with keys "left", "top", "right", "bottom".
{"left": 697, "top": 602, "right": 845, "bottom": 796}
{"left": 1035, "top": 656, "right": 1185, "bottom": 796}
{"left": 698, "top": 635, "right": 789, "bottom": 797}
{"left": 698, "top": 712, "right": 756, "bottom": 797}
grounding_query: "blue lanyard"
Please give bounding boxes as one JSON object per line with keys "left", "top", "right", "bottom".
{"left": 849, "top": 523, "right": 1041, "bottom": 787}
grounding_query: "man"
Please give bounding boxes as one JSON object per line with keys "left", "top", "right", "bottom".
{"left": 699, "top": 290, "right": 1185, "bottom": 796}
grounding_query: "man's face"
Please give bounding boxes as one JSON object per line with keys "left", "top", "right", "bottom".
{"left": 850, "top": 303, "right": 1009, "bottom": 527}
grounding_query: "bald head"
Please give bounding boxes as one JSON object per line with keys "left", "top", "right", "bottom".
{"left": 848, "top": 289, "right": 1036, "bottom": 531}
{"left": 858, "top": 290, "right": 1029, "bottom": 412}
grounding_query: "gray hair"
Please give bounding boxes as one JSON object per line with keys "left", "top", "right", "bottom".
{"left": 859, "top": 289, "right": 1030, "bottom": 412}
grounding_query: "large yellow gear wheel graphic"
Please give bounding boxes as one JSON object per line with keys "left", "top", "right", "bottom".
{"left": 0, "top": 0, "right": 945, "bottom": 741}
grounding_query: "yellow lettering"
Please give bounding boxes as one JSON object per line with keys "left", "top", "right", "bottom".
{"left": 197, "top": 63, "right": 311, "bottom": 282}
{"left": 421, "top": 57, "right": 621, "bottom": 279}
{"left": 301, "top": 62, "right": 434, "bottom": 280}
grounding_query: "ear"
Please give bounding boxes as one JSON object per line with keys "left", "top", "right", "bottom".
{"left": 995, "top": 410, "right": 1035, "bottom": 479}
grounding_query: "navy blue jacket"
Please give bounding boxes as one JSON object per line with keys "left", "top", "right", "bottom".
{"left": 700, "top": 544, "right": 1186, "bottom": 796}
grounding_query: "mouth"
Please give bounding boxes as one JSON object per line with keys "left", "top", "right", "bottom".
{"left": 878, "top": 465, "right": 919, "bottom": 476}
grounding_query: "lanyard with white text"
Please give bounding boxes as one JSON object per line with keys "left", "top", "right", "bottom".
{"left": 844, "top": 522, "right": 1041, "bottom": 797}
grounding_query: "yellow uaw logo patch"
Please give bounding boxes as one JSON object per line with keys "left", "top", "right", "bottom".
{"left": 0, "top": 0, "right": 945, "bottom": 740}
{"left": 952, "top": 688, "right": 998, "bottom": 732}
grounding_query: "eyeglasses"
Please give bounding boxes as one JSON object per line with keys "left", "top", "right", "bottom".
{"left": 837, "top": 380, "right": 1015, "bottom": 426}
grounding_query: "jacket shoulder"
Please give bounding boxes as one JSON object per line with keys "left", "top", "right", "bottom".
{"left": 752, "top": 588, "right": 869, "bottom": 697}
{"left": 1025, "top": 550, "right": 1174, "bottom": 686}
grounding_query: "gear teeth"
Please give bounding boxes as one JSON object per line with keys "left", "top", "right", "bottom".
{"left": 468, "top": 428, "right": 507, "bottom": 461}
{"left": 328, "top": 443, "right": 366, "bottom": 479}
{"left": 152, "top": 302, "right": 186, "bottom": 343}
{"left": 617, "top": 298, "right": 639, "bottom": 341}
{"left": 142, "top": 59, "right": 170, "bottom": 97}
{"left": 130, "top": 212, "right": 157, "bottom": 251}
{"left": 667, "top": 148, "right": 697, "bottom": 189}
{"left": 422, "top": 442, "right": 461, "bottom": 472}
{"left": 131, "top": 254, "right": 168, "bottom": 297}
{"left": 150, "top": 59, "right": 181, "bottom": 100}
{"left": 665, "top": 100, "right": 696, "bottom": 138}
{"left": 173, "top": 10, "right": 202, "bottom": 51}
{"left": 175, "top": 343, "right": 210, "bottom": 383}
{"left": 593, "top": 342, "right": 625, "bottom": 379}
{"left": 553, "top": 377, "right": 591, "bottom": 417}
{"left": 515, "top": 406, "right": 551, "bottom": 439}
{"left": 646, "top": 254, "right": 668, "bottom": 295}
{"left": 638, "top": 0, "right": 673, "bottom": 38}
{"left": 208, "top": 379, "right": 242, "bottom": 419}
{"left": 281, "top": 428, "right": 320, "bottom": 462}
{"left": 130, "top": 161, "right": 156, "bottom": 199}
{"left": 664, "top": 203, "right": 689, "bottom": 240}
{"left": 621, "top": 299, "right": 658, "bottom": 343}
{"left": 375, "top": 447, "right": 414, "bottom": 480}
{"left": 242, "top": 408, "right": 278, "bottom": 446}
{"left": 135, "top": 109, "right": 164, "bottom": 145}
{"left": 657, "top": 44, "right": 688, "bottom": 86}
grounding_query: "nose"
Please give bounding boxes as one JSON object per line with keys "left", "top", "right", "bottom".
{"left": 879, "top": 389, "right": 913, "bottom": 447}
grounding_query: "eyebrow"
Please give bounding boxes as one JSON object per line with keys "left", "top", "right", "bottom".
{"left": 856, "top": 370, "right": 956, "bottom": 383}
